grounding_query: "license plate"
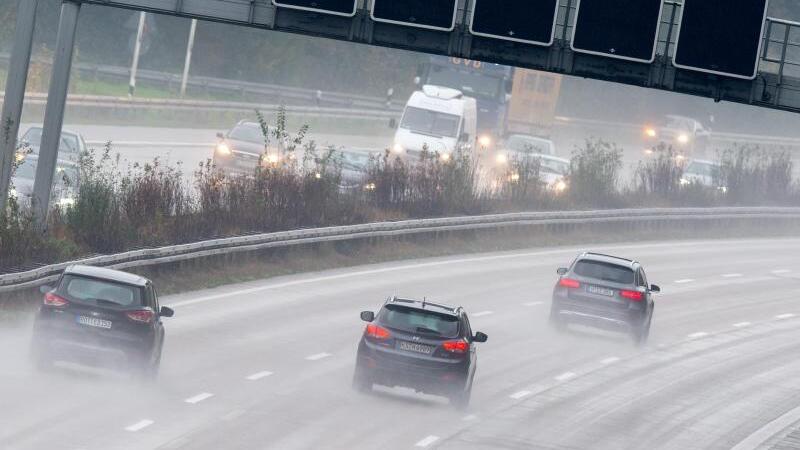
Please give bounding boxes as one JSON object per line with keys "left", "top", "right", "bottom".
{"left": 77, "top": 316, "right": 112, "bottom": 329}
{"left": 398, "top": 341, "right": 434, "bottom": 355}
{"left": 587, "top": 285, "right": 614, "bottom": 297}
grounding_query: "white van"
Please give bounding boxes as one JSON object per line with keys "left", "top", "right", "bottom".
{"left": 391, "top": 85, "right": 477, "bottom": 162}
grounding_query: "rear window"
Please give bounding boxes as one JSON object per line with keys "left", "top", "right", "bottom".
{"left": 59, "top": 275, "right": 143, "bottom": 307}
{"left": 379, "top": 304, "right": 460, "bottom": 338}
{"left": 574, "top": 260, "right": 634, "bottom": 284}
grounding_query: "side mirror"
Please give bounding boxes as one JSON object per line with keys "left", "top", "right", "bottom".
{"left": 360, "top": 311, "right": 375, "bottom": 322}
{"left": 413, "top": 76, "right": 421, "bottom": 86}
{"left": 650, "top": 284, "right": 661, "bottom": 293}
{"left": 216, "top": 132, "right": 224, "bottom": 139}
{"left": 160, "top": 306, "right": 175, "bottom": 318}
{"left": 473, "top": 332, "right": 488, "bottom": 343}
{"left": 39, "top": 285, "right": 54, "bottom": 294}
{"left": 389, "top": 118, "right": 397, "bottom": 129}
{"left": 557, "top": 267, "right": 568, "bottom": 275}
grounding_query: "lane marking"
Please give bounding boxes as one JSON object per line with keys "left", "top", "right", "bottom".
{"left": 731, "top": 403, "right": 800, "bottom": 450}
{"left": 185, "top": 392, "right": 214, "bottom": 404}
{"left": 246, "top": 371, "right": 274, "bottom": 381}
{"left": 415, "top": 435, "right": 440, "bottom": 447}
{"left": 722, "top": 273, "right": 743, "bottom": 278}
{"left": 523, "top": 301, "right": 544, "bottom": 307}
{"left": 125, "top": 419, "right": 154, "bottom": 432}
{"left": 674, "top": 279, "right": 695, "bottom": 284}
{"left": 221, "top": 409, "right": 247, "bottom": 421}
{"left": 471, "top": 311, "right": 494, "bottom": 317}
{"left": 462, "top": 414, "right": 478, "bottom": 421}
{"left": 771, "top": 269, "right": 792, "bottom": 274}
{"left": 305, "top": 352, "right": 332, "bottom": 361}
{"left": 510, "top": 390, "right": 532, "bottom": 400}
{"left": 555, "top": 372, "right": 577, "bottom": 382}
{"left": 600, "top": 357, "right": 620, "bottom": 365}
{"left": 688, "top": 332, "right": 709, "bottom": 339}
{"left": 775, "top": 313, "right": 795, "bottom": 320}
{"left": 733, "top": 322, "right": 752, "bottom": 328}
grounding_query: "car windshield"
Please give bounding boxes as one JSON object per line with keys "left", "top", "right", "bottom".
{"left": 13, "top": 158, "right": 77, "bottom": 187}
{"left": 400, "top": 107, "right": 460, "bottom": 138}
{"left": 574, "top": 260, "right": 635, "bottom": 284}
{"left": 22, "top": 128, "right": 80, "bottom": 153}
{"left": 506, "top": 136, "right": 554, "bottom": 155}
{"left": 539, "top": 158, "right": 569, "bottom": 176}
{"left": 14, "top": 158, "right": 37, "bottom": 180}
{"left": 339, "top": 151, "right": 371, "bottom": 171}
{"left": 59, "top": 274, "right": 143, "bottom": 307}
{"left": 379, "top": 304, "right": 460, "bottom": 338}
{"left": 427, "top": 66, "right": 503, "bottom": 100}
{"left": 228, "top": 124, "right": 265, "bottom": 144}
{"left": 686, "top": 161, "right": 720, "bottom": 178}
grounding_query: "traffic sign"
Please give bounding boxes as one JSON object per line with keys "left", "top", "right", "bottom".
{"left": 370, "top": 0, "right": 459, "bottom": 31}
{"left": 272, "top": 0, "right": 358, "bottom": 17}
{"left": 571, "top": 0, "right": 664, "bottom": 63}
{"left": 673, "top": 0, "right": 769, "bottom": 80}
{"left": 470, "top": 0, "right": 559, "bottom": 46}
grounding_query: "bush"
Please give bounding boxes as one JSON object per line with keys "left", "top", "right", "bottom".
{"left": 720, "top": 146, "right": 794, "bottom": 204}
{"left": 567, "top": 140, "right": 623, "bottom": 207}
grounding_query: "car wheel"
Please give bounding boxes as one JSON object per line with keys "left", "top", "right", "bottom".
{"left": 137, "top": 346, "right": 162, "bottom": 382}
{"left": 632, "top": 314, "right": 652, "bottom": 347}
{"left": 451, "top": 378, "right": 473, "bottom": 410}
{"left": 549, "top": 308, "right": 566, "bottom": 332}
{"left": 352, "top": 365, "right": 372, "bottom": 394}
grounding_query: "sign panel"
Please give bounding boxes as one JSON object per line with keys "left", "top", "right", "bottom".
{"left": 571, "top": 0, "right": 664, "bottom": 63}
{"left": 370, "top": 0, "right": 459, "bottom": 32}
{"left": 470, "top": 0, "right": 559, "bottom": 46}
{"left": 673, "top": 0, "right": 769, "bottom": 79}
{"left": 272, "top": 0, "right": 358, "bottom": 17}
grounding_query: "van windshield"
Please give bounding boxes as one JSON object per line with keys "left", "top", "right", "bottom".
{"left": 401, "top": 107, "right": 460, "bottom": 138}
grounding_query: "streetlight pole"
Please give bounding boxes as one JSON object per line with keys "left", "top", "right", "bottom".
{"left": 128, "top": 11, "right": 146, "bottom": 98}
{"left": 180, "top": 19, "right": 198, "bottom": 97}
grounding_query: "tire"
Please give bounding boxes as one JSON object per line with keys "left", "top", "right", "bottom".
{"left": 137, "top": 345, "right": 162, "bottom": 382}
{"left": 352, "top": 365, "right": 372, "bottom": 394}
{"left": 632, "top": 313, "right": 652, "bottom": 347}
{"left": 549, "top": 308, "right": 566, "bottom": 332}
{"left": 451, "top": 378, "right": 473, "bottom": 410}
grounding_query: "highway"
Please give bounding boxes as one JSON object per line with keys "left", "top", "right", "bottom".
{"left": 2, "top": 238, "right": 800, "bottom": 449}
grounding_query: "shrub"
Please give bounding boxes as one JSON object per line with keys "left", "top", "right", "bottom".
{"left": 567, "top": 140, "right": 623, "bottom": 207}
{"left": 719, "top": 146, "right": 794, "bottom": 204}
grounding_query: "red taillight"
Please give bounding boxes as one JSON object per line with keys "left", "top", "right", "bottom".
{"left": 126, "top": 309, "right": 155, "bottom": 323}
{"left": 44, "top": 292, "right": 69, "bottom": 307}
{"left": 442, "top": 340, "right": 469, "bottom": 354}
{"left": 365, "top": 323, "right": 391, "bottom": 340}
{"left": 620, "top": 290, "right": 644, "bottom": 302}
{"left": 559, "top": 278, "right": 581, "bottom": 289}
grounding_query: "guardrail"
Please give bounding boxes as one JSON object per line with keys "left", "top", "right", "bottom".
{"left": 2, "top": 207, "right": 798, "bottom": 294}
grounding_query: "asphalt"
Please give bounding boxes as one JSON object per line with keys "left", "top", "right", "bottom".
{"left": 2, "top": 238, "right": 800, "bottom": 449}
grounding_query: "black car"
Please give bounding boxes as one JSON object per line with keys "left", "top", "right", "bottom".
{"left": 353, "top": 297, "right": 488, "bottom": 409}
{"left": 31, "top": 265, "right": 174, "bottom": 379}
{"left": 550, "top": 252, "right": 658, "bottom": 345}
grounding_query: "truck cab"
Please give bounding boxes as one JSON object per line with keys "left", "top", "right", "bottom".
{"left": 392, "top": 85, "right": 477, "bottom": 162}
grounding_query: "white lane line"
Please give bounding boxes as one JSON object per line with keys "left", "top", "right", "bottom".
{"left": 555, "top": 372, "right": 577, "bottom": 382}
{"left": 125, "top": 419, "right": 154, "bottom": 432}
{"left": 771, "top": 269, "right": 792, "bottom": 274}
{"left": 523, "top": 301, "right": 544, "bottom": 307}
{"left": 185, "top": 392, "right": 214, "bottom": 404}
{"left": 415, "top": 435, "right": 440, "bottom": 447}
{"left": 221, "top": 409, "right": 247, "bottom": 421}
{"left": 722, "top": 273, "right": 743, "bottom": 278}
{"left": 731, "top": 403, "right": 800, "bottom": 450}
{"left": 600, "top": 357, "right": 620, "bottom": 365}
{"left": 688, "top": 332, "right": 709, "bottom": 339}
{"left": 509, "top": 390, "right": 532, "bottom": 400}
{"left": 674, "top": 279, "right": 695, "bottom": 284}
{"left": 733, "top": 322, "right": 752, "bottom": 328}
{"left": 305, "top": 352, "right": 332, "bottom": 361}
{"left": 246, "top": 371, "right": 274, "bottom": 381}
{"left": 776, "top": 313, "right": 795, "bottom": 320}
{"left": 462, "top": 414, "right": 478, "bottom": 421}
{"left": 472, "top": 311, "right": 494, "bottom": 317}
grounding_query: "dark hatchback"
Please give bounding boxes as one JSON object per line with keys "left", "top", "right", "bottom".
{"left": 31, "top": 265, "right": 174, "bottom": 379}
{"left": 550, "top": 253, "right": 659, "bottom": 345}
{"left": 353, "top": 297, "right": 487, "bottom": 409}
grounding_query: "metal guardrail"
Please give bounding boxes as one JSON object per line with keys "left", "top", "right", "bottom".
{"left": 2, "top": 207, "right": 798, "bottom": 294}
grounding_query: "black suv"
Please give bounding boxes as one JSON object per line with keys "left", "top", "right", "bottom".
{"left": 550, "top": 253, "right": 659, "bottom": 345}
{"left": 353, "top": 297, "right": 488, "bottom": 409}
{"left": 31, "top": 265, "right": 174, "bottom": 379}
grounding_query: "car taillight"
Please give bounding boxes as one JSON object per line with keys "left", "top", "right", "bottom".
{"left": 559, "top": 278, "right": 581, "bottom": 289}
{"left": 620, "top": 290, "right": 644, "bottom": 302}
{"left": 365, "top": 323, "right": 391, "bottom": 340}
{"left": 44, "top": 292, "right": 69, "bottom": 307}
{"left": 442, "top": 340, "right": 469, "bottom": 354}
{"left": 126, "top": 309, "right": 155, "bottom": 323}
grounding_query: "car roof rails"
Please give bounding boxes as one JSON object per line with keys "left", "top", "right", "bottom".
{"left": 583, "top": 252, "right": 635, "bottom": 263}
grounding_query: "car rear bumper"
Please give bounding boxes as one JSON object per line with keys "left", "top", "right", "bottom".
{"left": 553, "top": 299, "right": 645, "bottom": 332}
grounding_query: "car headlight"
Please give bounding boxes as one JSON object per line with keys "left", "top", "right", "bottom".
{"left": 14, "top": 152, "right": 25, "bottom": 162}
{"left": 57, "top": 197, "right": 75, "bottom": 208}
{"left": 265, "top": 154, "right": 280, "bottom": 165}
{"left": 364, "top": 182, "right": 376, "bottom": 191}
{"left": 718, "top": 186, "right": 728, "bottom": 193}
{"left": 554, "top": 180, "right": 567, "bottom": 192}
{"left": 675, "top": 154, "right": 686, "bottom": 162}
{"left": 215, "top": 142, "right": 231, "bottom": 156}
{"left": 8, "top": 188, "right": 17, "bottom": 198}
{"left": 440, "top": 153, "right": 451, "bottom": 162}
{"left": 392, "top": 143, "right": 404, "bottom": 154}
{"left": 509, "top": 172, "right": 520, "bottom": 182}
{"left": 644, "top": 127, "right": 657, "bottom": 138}
{"left": 680, "top": 178, "right": 690, "bottom": 185}
{"left": 677, "top": 134, "right": 690, "bottom": 144}
{"left": 478, "top": 135, "right": 492, "bottom": 148}
{"left": 495, "top": 154, "right": 508, "bottom": 165}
